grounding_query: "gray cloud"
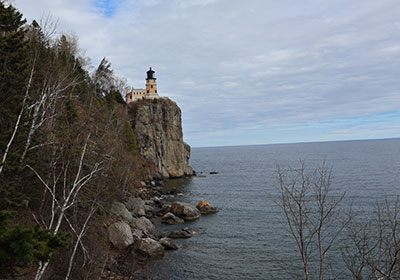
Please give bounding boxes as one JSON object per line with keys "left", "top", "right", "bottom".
{"left": 15, "top": 0, "right": 400, "bottom": 146}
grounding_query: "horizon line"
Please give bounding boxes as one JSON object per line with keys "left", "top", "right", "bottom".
{"left": 191, "top": 136, "right": 400, "bottom": 149}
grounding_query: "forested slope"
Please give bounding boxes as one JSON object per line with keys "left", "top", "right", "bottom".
{"left": 0, "top": 2, "right": 174, "bottom": 278}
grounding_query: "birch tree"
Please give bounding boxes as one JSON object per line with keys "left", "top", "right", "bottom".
{"left": 272, "top": 160, "right": 346, "bottom": 280}
{"left": 29, "top": 132, "right": 105, "bottom": 280}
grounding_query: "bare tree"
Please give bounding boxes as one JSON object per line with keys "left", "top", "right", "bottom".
{"left": 20, "top": 57, "right": 79, "bottom": 161}
{"left": 64, "top": 200, "right": 98, "bottom": 280}
{"left": 272, "top": 160, "right": 346, "bottom": 280}
{"left": 342, "top": 197, "right": 400, "bottom": 280}
{"left": 28, "top": 133, "right": 106, "bottom": 280}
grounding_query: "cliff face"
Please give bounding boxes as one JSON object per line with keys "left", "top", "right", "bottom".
{"left": 128, "top": 98, "right": 193, "bottom": 178}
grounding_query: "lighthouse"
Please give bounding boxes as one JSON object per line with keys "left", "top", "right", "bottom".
{"left": 125, "top": 67, "right": 160, "bottom": 103}
{"left": 146, "top": 67, "right": 157, "bottom": 95}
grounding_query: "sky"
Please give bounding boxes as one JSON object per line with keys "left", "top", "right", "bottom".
{"left": 13, "top": 0, "right": 400, "bottom": 147}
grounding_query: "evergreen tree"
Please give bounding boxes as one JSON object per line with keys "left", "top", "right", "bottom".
{"left": 125, "top": 121, "right": 138, "bottom": 155}
{"left": 0, "top": 210, "right": 70, "bottom": 279}
{"left": 0, "top": 1, "right": 29, "bottom": 135}
{"left": 0, "top": 1, "right": 31, "bottom": 207}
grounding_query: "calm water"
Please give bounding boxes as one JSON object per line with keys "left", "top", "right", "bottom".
{"left": 156, "top": 138, "right": 400, "bottom": 279}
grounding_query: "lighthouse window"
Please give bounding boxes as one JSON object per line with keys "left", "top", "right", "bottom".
{"left": 151, "top": 85, "right": 153, "bottom": 88}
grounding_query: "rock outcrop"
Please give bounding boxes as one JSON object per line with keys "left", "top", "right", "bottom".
{"left": 162, "top": 212, "right": 184, "bottom": 225}
{"left": 168, "top": 228, "right": 194, "bottom": 239}
{"left": 111, "top": 202, "right": 135, "bottom": 224}
{"left": 108, "top": 221, "right": 134, "bottom": 250}
{"left": 170, "top": 202, "right": 201, "bottom": 221}
{"left": 128, "top": 98, "right": 193, "bottom": 178}
{"left": 197, "top": 200, "right": 219, "bottom": 214}
{"left": 134, "top": 238, "right": 165, "bottom": 259}
{"left": 126, "top": 196, "right": 146, "bottom": 217}
{"left": 160, "top": 237, "right": 178, "bottom": 250}
{"left": 134, "top": 216, "right": 157, "bottom": 238}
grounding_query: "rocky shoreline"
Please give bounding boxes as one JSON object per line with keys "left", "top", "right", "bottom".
{"left": 102, "top": 177, "right": 218, "bottom": 279}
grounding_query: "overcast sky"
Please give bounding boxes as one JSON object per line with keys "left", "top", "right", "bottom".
{"left": 14, "top": 0, "right": 400, "bottom": 147}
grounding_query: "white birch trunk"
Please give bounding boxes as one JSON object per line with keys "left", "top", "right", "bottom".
{"left": 0, "top": 58, "right": 36, "bottom": 174}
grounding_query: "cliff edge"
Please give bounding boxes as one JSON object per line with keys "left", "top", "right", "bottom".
{"left": 128, "top": 98, "right": 193, "bottom": 178}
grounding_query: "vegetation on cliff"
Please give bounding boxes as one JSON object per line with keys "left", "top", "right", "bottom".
{"left": 0, "top": 2, "right": 156, "bottom": 278}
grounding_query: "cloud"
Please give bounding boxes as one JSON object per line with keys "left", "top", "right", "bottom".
{"left": 14, "top": 0, "right": 400, "bottom": 147}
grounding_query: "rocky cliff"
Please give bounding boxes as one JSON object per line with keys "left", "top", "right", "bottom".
{"left": 128, "top": 98, "right": 193, "bottom": 178}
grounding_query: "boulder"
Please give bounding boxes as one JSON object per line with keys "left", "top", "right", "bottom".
{"left": 134, "top": 216, "right": 156, "bottom": 238}
{"left": 160, "top": 237, "right": 178, "bottom": 250}
{"left": 144, "top": 200, "right": 155, "bottom": 206}
{"left": 157, "top": 204, "right": 171, "bottom": 216}
{"left": 111, "top": 202, "right": 134, "bottom": 224}
{"left": 170, "top": 202, "right": 201, "bottom": 221}
{"left": 144, "top": 204, "right": 156, "bottom": 214}
{"left": 132, "top": 229, "right": 143, "bottom": 241}
{"left": 134, "top": 238, "right": 165, "bottom": 259}
{"left": 168, "top": 228, "right": 193, "bottom": 239}
{"left": 126, "top": 196, "right": 146, "bottom": 217}
{"left": 197, "top": 200, "right": 219, "bottom": 214}
{"left": 108, "top": 221, "right": 134, "bottom": 250}
{"left": 162, "top": 212, "right": 184, "bottom": 225}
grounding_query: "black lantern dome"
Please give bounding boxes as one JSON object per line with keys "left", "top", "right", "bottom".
{"left": 146, "top": 67, "right": 156, "bottom": 80}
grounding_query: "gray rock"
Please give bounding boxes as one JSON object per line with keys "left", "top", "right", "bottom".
{"left": 168, "top": 228, "right": 193, "bottom": 239}
{"left": 197, "top": 201, "right": 219, "bottom": 214}
{"left": 184, "top": 142, "right": 194, "bottom": 176}
{"left": 134, "top": 238, "right": 165, "bottom": 259}
{"left": 134, "top": 216, "right": 156, "bottom": 238}
{"left": 132, "top": 229, "right": 143, "bottom": 241}
{"left": 170, "top": 202, "right": 201, "bottom": 220}
{"left": 126, "top": 196, "right": 146, "bottom": 217}
{"left": 157, "top": 204, "right": 171, "bottom": 216}
{"left": 129, "top": 98, "right": 193, "bottom": 178}
{"left": 144, "top": 204, "right": 156, "bottom": 214}
{"left": 160, "top": 237, "right": 178, "bottom": 250}
{"left": 108, "top": 221, "right": 134, "bottom": 250}
{"left": 111, "top": 202, "right": 134, "bottom": 224}
{"left": 144, "top": 200, "right": 155, "bottom": 206}
{"left": 162, "top": 212, "right": 184, "bottom": 225}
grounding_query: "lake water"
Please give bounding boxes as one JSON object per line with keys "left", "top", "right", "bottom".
{"left": 155, "top": 138, "right": 400, "bottom": 279}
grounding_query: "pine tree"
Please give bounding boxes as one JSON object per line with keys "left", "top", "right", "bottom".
{"left": 0, "top": 1, "right": 31, "bottom": 207}
{"left": 0, "top": 1, "right": 29, "bottom": 135}
{"left": 0, "top": 210, "right": 70, "bottom": 279}
{"left": 125, "top": 121, "right": 138, "bottom": 155}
